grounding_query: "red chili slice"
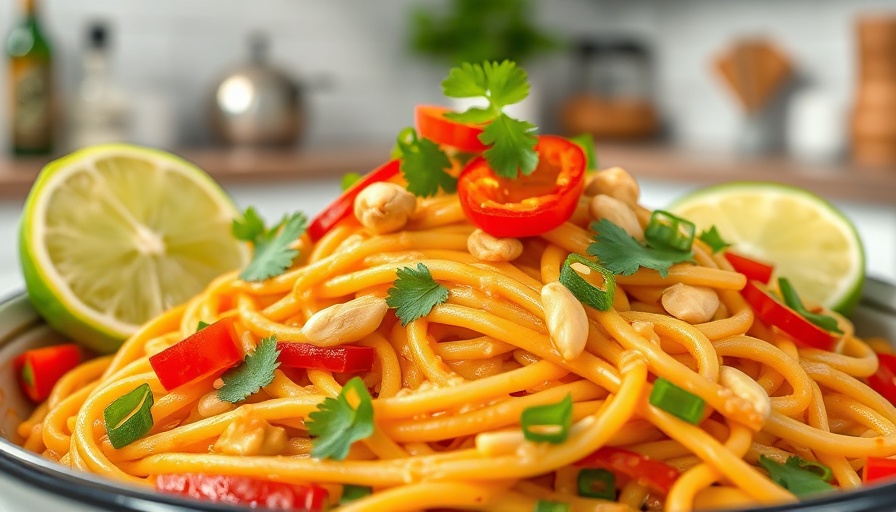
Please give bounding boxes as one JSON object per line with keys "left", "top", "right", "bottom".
{"left": 724, "top": 251, "right": 774, "bottom": 284}
{"left": 148, "top": 318, "right": 243, "bottom": 391}
{"left": 156, "top": 474, "right": 328, "bottom": 511}
{"left": 868, "top": 353, "right": 896, "bottom": 407}
{"left": 415, "top": 104, "right": 488, "bottom": 153}
{"left": 457, "top": 134, "right": 585, "bottom": 238}
{"left": 741, "top": 280, "right": 836, "bottom": 350}
{"left": 307, "top": 159, "right": 401, "bottom": 242}
{"left": 864, "top": 457, "right": 896, "bottom": 484}
{"left": 575, "top": 446, "right": 680, "bottom": 495}
{"left": 13, "top": 343, "right": 82, "bottom": 402}
{"left": 277, "top": 342, "right": 376, "bottom": 373}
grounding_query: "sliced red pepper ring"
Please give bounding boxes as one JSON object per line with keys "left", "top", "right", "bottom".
{"left": 868, "top": 353, "right": 896, "bottom": 407}
{"left": 156, "top": 474, "right": 329, "bottom": 511}
{"left": 415, "top": 104, "right": 487, "bottom": 153}
{"left": 864, "top": 457, "right": 896, "bottom": 484}
{"left": 741, "top": 280, "right": 836, "bottom": 351}
{"left": 277, "top": 342, "right": 376, "bottom": 373}
{"left": 457, "top": 134, "right": 586, "bottom": 238}
{"left": 724, "top": 251, "right": 774, "bottom": 284}
{"left": 149, "top": 317, "right": 243, "bottom": 392}
{"left": 307, "top": 159, "right": 401, "bottom": 242}
{"left": 13, "top": 343, "right": 82, "bottom": 402}
{"left": 575, "top": 446, "right": 679, "bottom": 495}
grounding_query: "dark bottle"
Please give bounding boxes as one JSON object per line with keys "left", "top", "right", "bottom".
{"left": 6, "top": 0, "right": 54, "bottom": 155}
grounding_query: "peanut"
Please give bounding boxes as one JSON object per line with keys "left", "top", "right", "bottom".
{"left": 661, "top": 283, "right": 720, "bottom": 323}
{"left": 541, "top": 282, "right": 589, "bottom": 361}
{"left": 585, "top": 167, "right": 639, "bottom": 206}
{"left": 589, "top": 194, "right": 644, "bottom": 239}
{"left": 467, "top": 229, "right": 524, "bottom": 262}
{"left": 719, "top": 365, "right": 771, "bottom": 425}
{"left": 353, "top": 182, "right": 417, "bottom": 234}
{"left": 303, "top": 295, "right": 388, "bottom": 346}
{"left": 214, "top": 414, "right": 287, "bottom": 456}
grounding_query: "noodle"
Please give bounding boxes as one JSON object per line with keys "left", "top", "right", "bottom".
{"left": 15, "top": 167, "right": 896, "bottom": 512}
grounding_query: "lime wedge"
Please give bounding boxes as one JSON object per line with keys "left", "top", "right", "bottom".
{"left": 668, "top": 182, "right": 865, "bottom": 314}
{"left": 19, "top": 144, "right": 248, "bottom": 353}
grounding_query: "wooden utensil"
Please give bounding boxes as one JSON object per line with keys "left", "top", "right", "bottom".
{"left": 714, "top": 38, "right": 793, "bottom": 114}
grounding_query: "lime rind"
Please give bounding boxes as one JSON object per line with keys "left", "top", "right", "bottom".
{"left": 20, "top": 144, "right": 248, "bottom": 353}
{"left": 668, "top": 181, "right": 865, "bottom": 315}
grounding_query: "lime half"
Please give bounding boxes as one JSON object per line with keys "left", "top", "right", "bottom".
{"left": 668, "top": 181, "right": 865, "bottom": 314}
{"left": 20, "top": 144, "right": 248, "bottom": 353}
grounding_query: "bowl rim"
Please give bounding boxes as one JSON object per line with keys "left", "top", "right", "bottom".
{"left": 2, "top": 280, "right": 896, "bottom": 511}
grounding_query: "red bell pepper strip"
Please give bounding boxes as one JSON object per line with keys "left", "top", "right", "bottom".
{"left": 277, "top": 342, "right": 376, "bottom": 373}
{"left": 156, "top": 474, "right": 329, "bottom": 511}
{"left": 575, "top": 446, "right": 679, "bottom": 495}
{"left": 741, "top": 281, "right": 836, "bottom": 351}
{"left": 415, "top": 104, "right": 488, "bottom": 153}
{"left": 864, "top": 457, "right": 896, "bottom": 484}
{"left": 868, "top": 353, "right": 896, "bottom": 407}
{"left": 307, "top": 159, "right": 401, "bottom": 242}
{"left": 724, "top": 251, "right": 774, "bottom": 284}
{"left": 13, "top": 343, "right": 81, "bottom": 403}
{"left": 149, "top": 318, "right": 243, "bottom": 391}
{"left": 456, "top": 135, "right": 586, "bottom": 238}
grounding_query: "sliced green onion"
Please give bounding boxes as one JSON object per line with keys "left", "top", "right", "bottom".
{"left": 797, "top": 458, "right": 834, "bottom": 482}
{"left": 559, "top": 253, "right": 616, "bottom": 311}
{"left": 341, "top": 172, "right": 363, "bottom": 191}
{"left": 340, "top": 484, "right": 372, "bottom": 504}
{"left": 103, "top": 383, "right": 154, "bottom": 449}
{"left": 196, "top": 320, "right": 210, "bottom": 332}
{"left": 649, "top": 377, "right": 705, "bottom": 424}
{"left": 521, "top": 393, "right": 573, "bottom": 444}
{"left": 577, "top": 468, "right": 615, "bottom": 500}
{"left": 21, "top": 359, "right": 34, "bottom": 387}
{"left": 534, "top": 499, "right": 570, "bottom": 512}
{"left": 778, "top": 277, "right": 843, "bottom": 334}
{"left": 645, "top": 210, "right": 696, "bottom": 252}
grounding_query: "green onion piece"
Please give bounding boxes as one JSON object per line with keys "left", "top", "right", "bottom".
{"left": 521, "top": 393, "right": 573, "bottom": 444}
{"left": 649, "top": 377, "right": 705, "bottom": 424}
{"left": 341, "top": 172, "right": 362, "bottom": 191}
{"left": 797, "top": 459, "right": 834, "bottom": 482}
{"left": 103, "top": 383, "right": 154, "bottom": 449}
{"left": 569, "top": 133, "right": 598, "bottom": 171}
{"left": 644, "top": 210, "right": 696, "bottom": 252}
{"left": 340, "top": 484, "right": 372, "bottom": 504}
{"left": 777, "top": 277, "right": 843, "bottom": 334}
{"left": 577, "top": 468, "right": 616, "bottom": 500}
{"left": 196, "top": 320, "right": 210, "bottom": 332}
{"left": 21, "top": 359, "right": 34, "bottom": 388}
{"left": 559, "top": 253, "right": 616, "bottom": 311}
{"left": 534, "top": 499, "right": 570, "bottom": 512}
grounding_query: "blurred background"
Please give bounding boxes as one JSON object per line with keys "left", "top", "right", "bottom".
{"left": 1, "top": 0, "right": 895, "bottom": 292}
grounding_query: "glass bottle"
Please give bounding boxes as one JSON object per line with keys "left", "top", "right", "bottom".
{"left": 6, "top": 0, "right": 54, "bottom": 156}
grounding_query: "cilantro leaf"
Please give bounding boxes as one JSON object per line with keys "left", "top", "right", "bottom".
{"left": 237, "top": 211, "right": 308, "bottom": 282}
{"left": 307, "top": 377, "right": 374, "bottom": 460}
{"left": 441, "top": 61, "right": 538, "bottom": 179}
{"left": 587, "top": 219, "right": 695, "bottom": 278}
{"left": 385, "top": 263, "right": 449, "bottom": 326}
{"left": 758, "top": 455, "right": 835, "bottom": 497}
{"left": 480, "top": 115, "right": 539, "bottom": 178}
{"left": 217, "top": 336, "right": 280, "bottom": 403}
{"left": 698, "top": 226, "right": 731, "bottom": 253}
{"left": 231, "top": 206, "right": 266, "bottom": 242}
{"left": 395, "top": 127, "right": 456, "bottom": 197}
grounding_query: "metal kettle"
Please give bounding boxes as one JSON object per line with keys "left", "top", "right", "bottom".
{"left": 209, "top": 32, "right": 304, "bottom": 147}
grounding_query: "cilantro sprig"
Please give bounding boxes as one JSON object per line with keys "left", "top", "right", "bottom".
{"left": 217, "top": 336, "right": 280, "bottom": 403}
{"left": 442, "top": 61, "right": 538, "bottom": 178}
{"left": 698, "top": 226, "right": 731, "bottom": 253}
{"left": 232, "top": 207, "right": 308, "bottom": 282}
{"left": 307, "top": 377, "right": 374, "bottom": 460}
{"left": 385, "top": 263, "right": 449, "bottom": 326}
{"left": 394, "top": 127, "right": 456, "bottom": 197}
{"left": 758, "top": 455, "right": 835, "bottom": 497}
{"left": 587, "top": 219, "right": 695, "bottom": 278}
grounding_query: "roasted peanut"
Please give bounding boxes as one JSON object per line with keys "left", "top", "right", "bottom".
{"left": 214, "top": 414, "right": 287, "bottom": 456}
{"left": 541, "top": 281, "right": 589, "bottom": 361}
{"left": 303, "top": 295, "right": 388, "bottom": 346}
{"left": 589, "top": 194, "right": 644, "bottom": 239}
{"left": 467, "top": 229, "right": 524, "bottom": 262}
{"left": 353, "top": 182, "right": 417, "bottom": 234}
{"left": 198, "top": 390, "right": 236, "bottom": 417}
{"left": 719, "top": 365, "right": 771, "bottom": 425}
{"left": 661, "top": 283, "right": 720, "bottom": 323}
{"left": 584, "top": 167, "right": 639, "bottom": 206}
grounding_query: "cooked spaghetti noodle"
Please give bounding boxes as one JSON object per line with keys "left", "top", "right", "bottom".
{"left": 15, "top": 165, "right": 896, "bottom": 512}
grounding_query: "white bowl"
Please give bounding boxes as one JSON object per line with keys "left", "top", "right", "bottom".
{"left": 2, "top": 282, "right": 896, "bottom": 511}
